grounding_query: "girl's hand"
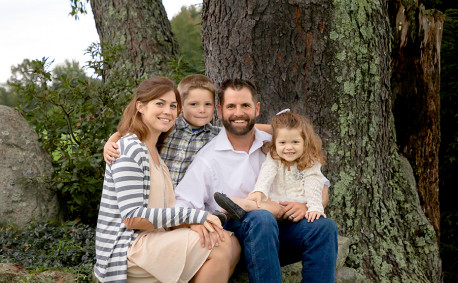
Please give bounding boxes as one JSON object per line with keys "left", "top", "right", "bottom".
{"left": 279, "top": 201, "right": 308, "bottom": 222}
{"left": 305, "top": 211, "right": 327, "bottom": 222}
{"left": 103, "top": 142, "right": 120, "bottom": 165}
{"left": 246, "top": 192, "right": 263, "bottom": 208}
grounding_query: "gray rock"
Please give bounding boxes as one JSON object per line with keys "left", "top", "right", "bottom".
{"left": 336, "top": 267, "right": 367, "bottom": 283}
{"left": 337, "top": 235, "right": 351, "bottom": 269}
{"left": 0, "top": 105, "right": 61, "bottom": 228}
{"left": 0, "top": 263, "right": 28, "bottom": 283}
{"left": 0, "top": 263, "right": 76, "bottom": 282}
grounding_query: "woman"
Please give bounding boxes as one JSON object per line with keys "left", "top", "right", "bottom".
{"left": 94, "top": 77, "right": 238, "bottom": 283}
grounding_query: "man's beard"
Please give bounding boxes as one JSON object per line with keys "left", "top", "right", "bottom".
{"left": 221, "top": 113, "right": 256, "bottom": 136}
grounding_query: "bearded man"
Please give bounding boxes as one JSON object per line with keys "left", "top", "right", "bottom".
{"left": 175, "top": 79, "right": 338, "bottom": 283}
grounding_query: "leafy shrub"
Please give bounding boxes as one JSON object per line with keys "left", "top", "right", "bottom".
{"left": 8, "top": 45, "right": 136, "bottom": 223}
{"left": 0, "top": 221, "right": 95, "bottom": 281}
{"left": 7, "top": 42, "right": 197, "bottom": 224}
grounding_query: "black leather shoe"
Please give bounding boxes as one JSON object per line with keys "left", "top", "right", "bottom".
{"left": 212, "top": 210, "right": 227, "bottom": 226}
{"left": 214, "top": 192, "right": 247, "bottom": 220}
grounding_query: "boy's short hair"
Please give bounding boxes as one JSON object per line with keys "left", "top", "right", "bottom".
{"left": 177, "top": 74, "right": 216, "bottom": 102}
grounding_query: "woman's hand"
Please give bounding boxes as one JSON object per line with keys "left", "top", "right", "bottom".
{"left": 305, "top": 211, "right": 326, "bottom": 222}
{"left": 204, "top": 214, "right": 222, "bottom": 233}
{"left": 246, "top": 191, "right": 263, "bottom": 208}
{"left": 190, "top": 214, "right": 225, "bottom": 250}
{"left": 278, "top": 201, "right": 308, "bottom": 222}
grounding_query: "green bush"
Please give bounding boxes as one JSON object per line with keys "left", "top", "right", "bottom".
{"left": 0, "top": 221, "right": 95, "bottom": 281}
{"left": 8, "top": 45, "right": 136, "bottom": 223}
{"left": 7, "top": 41, "right": 197, "bottom": 224}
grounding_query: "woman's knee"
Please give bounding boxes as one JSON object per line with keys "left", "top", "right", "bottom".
{"left": 208, "top": 231, "right": 238, "bottom": 263}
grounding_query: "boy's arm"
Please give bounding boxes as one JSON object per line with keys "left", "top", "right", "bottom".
{"left": 254, "top": 124, "right": 273, "bottom": 134}
{"left": 103, "top": 132, "right": 122, "bottom": 165}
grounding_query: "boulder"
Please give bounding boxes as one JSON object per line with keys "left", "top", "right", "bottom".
{"left": 0, "top": 263, "right": 76, "bottom": 282}
{"left": 0, "top": 105, "right": 61, "bottom": 228}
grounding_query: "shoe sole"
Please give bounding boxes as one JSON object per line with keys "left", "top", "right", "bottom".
{"left": 214, "top": 193, "right": 246, "bottom": 220}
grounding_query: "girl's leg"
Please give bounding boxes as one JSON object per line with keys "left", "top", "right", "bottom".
{"left": 230, "top": 197, "right": 282, "bottom": 217}
{"left": 191, "top": 231, "right": 241, "bottom": 283}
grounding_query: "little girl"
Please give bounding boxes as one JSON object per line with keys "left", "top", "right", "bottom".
{"left": 214, "top": 111, "right": 326, "bottom": 223}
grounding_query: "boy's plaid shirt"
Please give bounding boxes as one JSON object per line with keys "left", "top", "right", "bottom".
{"left": 161, "top": 116, "right": 220, "bottom": 188}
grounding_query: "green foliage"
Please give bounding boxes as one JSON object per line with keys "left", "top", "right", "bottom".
{"left": 69, "top": 0, "right": 90, "bottom": 19}
{"left": 165, "top": 55, "right": 203, "bottom": 85}
{"left": 440, "top": 211, "right": 458, "bottom": 282}
{"left": 440, "top": 8, "right": 458, "bottom": 283}
{"left": 0, "top": 221, "right": 95, "bottom": 281}
{"left": 0, "top": 84, "right": 22, "bottom": 107}
{"left": 8, "top": 47, "right": 136, "bottom": 223}
{"left": 170, "top": 5, "right": 205, "bottom": 74}
{"left": 439, "top": 9, "right": 458, "bottom": 210}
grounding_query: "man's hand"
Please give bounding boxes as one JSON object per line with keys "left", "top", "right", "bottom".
{"left": 246, "top": 191, "right": 263, "bottom": 208}
{"left": 278, "top": 201, "right": 308, "bottom": 222}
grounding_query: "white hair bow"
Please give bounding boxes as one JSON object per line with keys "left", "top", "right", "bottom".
{"left": 276, "top": 108, "right": 290, "bottom": 115}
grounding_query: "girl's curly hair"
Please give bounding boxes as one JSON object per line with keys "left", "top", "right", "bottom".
{"left": 269, "top": 112, "right": 326, "bottom": 170}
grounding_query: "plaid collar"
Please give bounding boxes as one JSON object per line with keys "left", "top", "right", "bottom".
{"left": 175, "top": 115, "right": 215, "bottom": 133}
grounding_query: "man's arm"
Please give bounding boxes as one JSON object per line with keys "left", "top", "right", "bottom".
{"left": 322, "top": 185, "right": 329, "bottom": 208}
{"left": 175, "top": 156, "right": 213, "bottom": 211}
{"left": 175, "top": 156, "right": 225, "bottom": 248}
{"left": 254, "top": 124, "right": 273, "bottom": 134}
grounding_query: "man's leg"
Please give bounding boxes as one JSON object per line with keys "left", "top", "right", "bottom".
{"left": 224, "top": 209, "right": 282, "bottom": 283}
{"left": 278, "top": 217, "right": 338, "bottom": 283}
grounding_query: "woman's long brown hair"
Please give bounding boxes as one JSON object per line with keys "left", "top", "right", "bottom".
{"left": 117, "top": 76, "right": 181, "bottom": 151}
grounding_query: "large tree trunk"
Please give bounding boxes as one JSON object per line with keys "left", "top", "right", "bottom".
{"left": 389, "top": 0, "right": 443, "bottom": 239}
{"left": 90, "top": 0, "right": 179, "bottom": 82}
{"left": 202, "top": 0, "right": 441, "bottom": 281}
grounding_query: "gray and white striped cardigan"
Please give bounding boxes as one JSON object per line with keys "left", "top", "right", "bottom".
{"left": 94, "top": 134, "right": 209, "bottom": 283}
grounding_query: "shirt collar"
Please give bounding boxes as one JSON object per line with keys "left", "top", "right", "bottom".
{"left": 214, "top": 128, "right": 271, "bottom": 153}
{"left": 175, "top": 116, "right": 214, "bottom": 133}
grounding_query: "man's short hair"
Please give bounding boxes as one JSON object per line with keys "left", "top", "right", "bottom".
{"left": 177, "top": 74, "right": 216, "bottom": 102}
{"left": 218, "top": 79, "right": 258, "bottom": 106}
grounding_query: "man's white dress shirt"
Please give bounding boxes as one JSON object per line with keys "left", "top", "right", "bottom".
{"left": 175, "top": 128, "right": 330, "bottom": 212}
{"left": 175, "top": 128, "right": 271, "bottom": 212}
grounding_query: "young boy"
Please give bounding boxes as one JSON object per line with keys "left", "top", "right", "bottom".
{"left": 104, "top": 74, "right": 271, "bottom": 187}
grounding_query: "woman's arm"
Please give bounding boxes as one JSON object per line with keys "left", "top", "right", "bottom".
{"left": 111, "top": 142, "right": 210, "bottom": 230}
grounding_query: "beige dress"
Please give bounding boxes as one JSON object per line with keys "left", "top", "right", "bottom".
{"left": 126, "top": 152, "right": 212, "bottom": 283}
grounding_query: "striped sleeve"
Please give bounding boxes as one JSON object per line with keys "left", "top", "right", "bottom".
{"left": 111, "top": 144, "right": 208, "bottom": 230}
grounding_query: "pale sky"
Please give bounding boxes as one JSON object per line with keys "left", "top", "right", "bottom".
{"left": 0, "top": 0, "right": 202, "bottom": 85}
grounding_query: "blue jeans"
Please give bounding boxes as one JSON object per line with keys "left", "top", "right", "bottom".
{"left": 224, "top": 210, "right": 338, "bottom": 283}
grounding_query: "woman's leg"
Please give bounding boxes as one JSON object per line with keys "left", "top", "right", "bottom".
{"left": 192, "top": 231, "right": 241, "bottom": 283}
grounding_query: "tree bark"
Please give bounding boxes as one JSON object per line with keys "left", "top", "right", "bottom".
{"left": 90, "top": 0, "right": 179, "bottom": 82}
{"left": 389, "top": 0, "right": 443, "bottom": 239}
{"left": 202, "top": 0, "right": 441, "bottom": 281}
